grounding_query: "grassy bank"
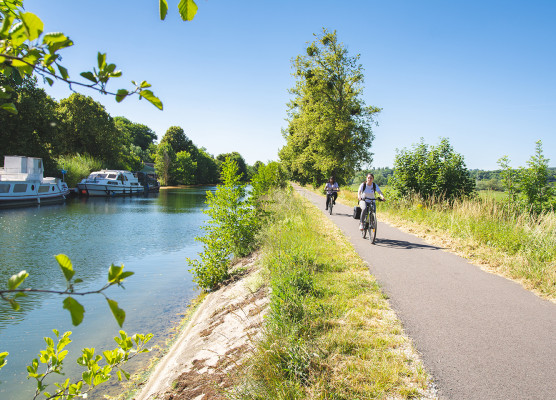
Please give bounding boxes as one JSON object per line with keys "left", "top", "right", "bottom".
{"left": 335, "top": 186, "right": 556, "bottom": 301}
{"left": 232, "top": 189, "right": 433, "bottom": 399}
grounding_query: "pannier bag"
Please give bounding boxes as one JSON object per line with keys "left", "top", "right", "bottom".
{"left": 353, "top": 205, "right": 361, "bottom": 219}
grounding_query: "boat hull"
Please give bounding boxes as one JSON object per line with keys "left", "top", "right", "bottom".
{"left": 77, "top": 183, "right": 145, "bottom": 197}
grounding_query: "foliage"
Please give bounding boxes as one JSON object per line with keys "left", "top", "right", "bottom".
{"left": 114, "top": 116, "right": 157, "bottom": 151}
{"left": 351, "top": 167, "right": 393, "bottom": 187}
{"left": 154, "top": 141, "right": 174, "bottom": 186}
{"left": 519, "top": 140, "right": 554, "bottom": 213}
{"left": 497, "top": 155, "right": 519, "bottom": 208}
{"left": 390, "top": 137, "right": 476, "bottom": 201}
{"left": 0, "top": 75, "right": 58, "bottom": 173}
{"left": 216, "top": 152, "right": 249, "bottom": 182}
{"left": 0, "top": 0, "right": 163, "bottom": 114}
{"left": 194, "top": 147, "right": 219, "bottom": 184}
{"left": 26, "top": 329, "right": 152, "bottom": 400}
{"left": 55, "top": 153, "right": 103, "bottom": 188}
{"left": 250, "top": 161, "right": 288, "bottom": 202}
{"left": 279, "top": 29, "right": 381, "bottom": 186}
{"left": 1, "top": 254, "right": 134, "bottom": 327}
{"left": 175, "top": 150, "right": 197, "bottom": 185}
{"left": 159, "top": 126, "right": 195, "bottom": 154}
{"left": 55, "top": 93, "right": 122, "bottom": 166}
{"left": 187, "top": 157, "right": 258, "bottom": 290}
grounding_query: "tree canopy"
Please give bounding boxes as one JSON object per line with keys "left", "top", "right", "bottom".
{"left": 279, "top": 29, "right": 381, "bottom": 186}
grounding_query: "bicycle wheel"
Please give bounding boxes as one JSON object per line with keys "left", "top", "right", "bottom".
{"left": 369, "top": 210, "right": 377, "bottom": 244}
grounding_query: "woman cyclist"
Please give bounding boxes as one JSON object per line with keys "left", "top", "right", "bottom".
{"left": 325, "top": 176, "right": 339, "bottom": 210}
{"left": 358, "top": 173, "right": 385, "bottom": 230}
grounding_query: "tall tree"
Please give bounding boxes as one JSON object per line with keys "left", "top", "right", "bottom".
{"left": 56, "top": 93, "right": 122, "bottom": 166}
{"left": 279, "top": 29, "right": 381, "bottom": 186}
{"left": 159, "top": 126, "right": 195, "bottom": 154}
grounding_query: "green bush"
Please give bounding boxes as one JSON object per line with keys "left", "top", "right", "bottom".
{"left": 188, "top": 157, "right": 258, "bottom": 290}
{"left": 56, "top": 153, "right": 103, "bottom": 188}
{"left": 390, "top": 138, "right": 476, "bottom": 202}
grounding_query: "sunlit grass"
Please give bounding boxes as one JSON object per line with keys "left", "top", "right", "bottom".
{"left": 231, "top": 189, "right": 434, "bottom": 399}
{"left": 334, "top": 185, "right": 556, "bottom": 301}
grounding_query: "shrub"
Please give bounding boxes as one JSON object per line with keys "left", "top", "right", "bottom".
{"left": 56, "top": 153, "right": 103, "bottom": 188}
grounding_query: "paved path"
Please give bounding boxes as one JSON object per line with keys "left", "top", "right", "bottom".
{"left": 297, "top": 187, "right": 556, "bottom": 400}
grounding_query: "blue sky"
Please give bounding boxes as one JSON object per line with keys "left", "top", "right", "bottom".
{"left": 24, "top": 0, "right": 556, "bottom": 169}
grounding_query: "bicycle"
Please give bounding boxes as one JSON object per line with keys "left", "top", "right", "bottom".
{"left": 360, "top": 198, "right": 378, "bottom": 244}
{"left": 326, "top": 193, "right": 334, "bottom": 215}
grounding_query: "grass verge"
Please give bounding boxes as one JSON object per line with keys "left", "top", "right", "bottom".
{"left": 230, "top": 189, "right": 434, "bottom": 399}
{"left": 335, "top": 186, "right": 556, "bottom": 302}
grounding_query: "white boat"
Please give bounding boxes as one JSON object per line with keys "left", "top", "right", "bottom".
{"left": 0, "top": 156, "right": 70, "bottom": 208}
{"left": 77, "top": 170, "right": 144, "bottom": 196}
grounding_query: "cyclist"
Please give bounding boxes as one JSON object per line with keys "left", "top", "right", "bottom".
{"left": 325, "top": 176, "right": 339, "bottom": 210}
{"left": 358, "top": 173, "right": 385, "bottom": 230}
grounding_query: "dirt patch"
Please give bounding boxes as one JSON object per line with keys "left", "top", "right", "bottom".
{"left": 133, "top": 255, "right": 268, "bottom": 400}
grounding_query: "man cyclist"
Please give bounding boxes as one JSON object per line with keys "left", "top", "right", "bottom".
{"left": 358, "top": 173, "right": 385, "bottom": 230}
{"left": 325, "top": 176, "right": 339, "bottom": 210}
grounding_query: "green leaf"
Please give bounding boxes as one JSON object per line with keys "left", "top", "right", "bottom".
{"left": 139, "top": 89, "right": 163, "bottom": 110}
{"left": 0, "top": 352, "right": 8, "bottom": 369}
{"left": 45, "top": 77, "right": 54, "bottom": 86}
{"left": 178, "top": 0, "right": 198, "bottom": 21}
{"left": 8, "top": 270, "right": 28, "bottom": 290}
{"left": 57, "top": 64, "right": 69, "bottom": 80}
{"left": 63, "top": 297, "right": 85, "bottom": 326}
{"left": 115, "top": 89, "right": 129, "bottom": 102}
{"left": 20, "top": 12, "right": 44, "bottom": 41}
{"left": 107, "top": 299, "right": 125, "bottom": 327}
{"left": 0, "top": 14, "right": 15, "bottom": 37}
{"left": 97, "top": 52, "right": 106, "bottom": 69}
{"left": 8, "top": 299, "right": 20, "bottom": 311}
{"left": 43, "top": 32, "right": 73, "bottom": 53}
{"left": 80, "top": 71, "right": 96, "bottom": 83}
{"left": 55, "top": 254, "right": 75, "bottom": 281}
{"left": 159, "top": 0, "right": 168, "bottom": 20}
{"left": 108, "top": 264, "right": 124, "bottom": 282}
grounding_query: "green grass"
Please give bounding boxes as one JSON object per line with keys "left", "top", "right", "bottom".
{"left": 230, "top": 189, "right": 432, "bottom": 399}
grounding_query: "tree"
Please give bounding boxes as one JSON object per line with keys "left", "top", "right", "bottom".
{"left": 155, "top": 141, "right": 175, "bottom": 186}
{"left": 216, "top": 152, "right": 248, "bottom": 182}
{"left": 114, "top": 117, "right": 157, "bottom": 151}
{"left": 0, "top": 75, "right": 59, "bottom": 173}
{"left": 195, "top": 148, "right": 219, "bottom": 184}
{"left": 175, "top": 150, "right": 197, "bottom": 185}
{"left": 279, "top": 29, "right": 381, "bottom": 186}
{"left": 55, "top": 93, "right": 122, "bottom": 166}
{"left": 390, "top": 138, "right": 476, "bottom": 201}
{"left": 159, "top": 126, "right": 195, "bottom": 154}
{"left": 519, "top": 140, "right": 554, "bottom": 213}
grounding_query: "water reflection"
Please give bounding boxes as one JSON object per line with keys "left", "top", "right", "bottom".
{"left": 0, "top": 187, "right": 213, "bottom": 400}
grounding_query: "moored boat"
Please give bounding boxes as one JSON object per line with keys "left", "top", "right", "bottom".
{"left": 77, "top": 170, "right": 144, "bottom": 196}
{"left": 0, "top": 156, "right": 70, "bottom": 209}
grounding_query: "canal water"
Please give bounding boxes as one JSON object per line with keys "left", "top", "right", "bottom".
{"left": 0, "top": 187, "right": 214, "bottom": 400}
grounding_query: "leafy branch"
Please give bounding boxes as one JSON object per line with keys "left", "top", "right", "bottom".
{"left": 26, "top": 329, "right": 152, "bottom": 400}
{"left": 0, "top": 0, "right": 202, "bottom": 114}
{"left": 1, "top": 254, "right": 133, "bottom": 327}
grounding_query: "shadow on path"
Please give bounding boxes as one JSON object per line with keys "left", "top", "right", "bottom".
{"left": 374, "top": 238, "right": 443, "bottom": 251}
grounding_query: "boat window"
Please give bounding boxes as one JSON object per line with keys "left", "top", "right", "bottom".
{"left": 38, "top": 186, "right": 50, "bottom": 193}
{"left": 108, "top": 174, "right": 117, "bottom": 179}
{"left": 13, "top": 184, "right": 28, "bottom": 193}
{"left": 107, "top": 181, "right": 119, "bottom": 185}
{"left": 0, "top": 183, "right": 10, "bottom": 193}
{"left": 90, "top": 174, "right": 107, "bottom": 179}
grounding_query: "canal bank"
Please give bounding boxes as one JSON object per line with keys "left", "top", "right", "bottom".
{"left": 130, "top": 253, "right": 268, "bottom": 400}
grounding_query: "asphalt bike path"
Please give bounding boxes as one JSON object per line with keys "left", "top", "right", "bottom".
{"left": 296, "top": 186, "right": 556, "bottom": 400}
